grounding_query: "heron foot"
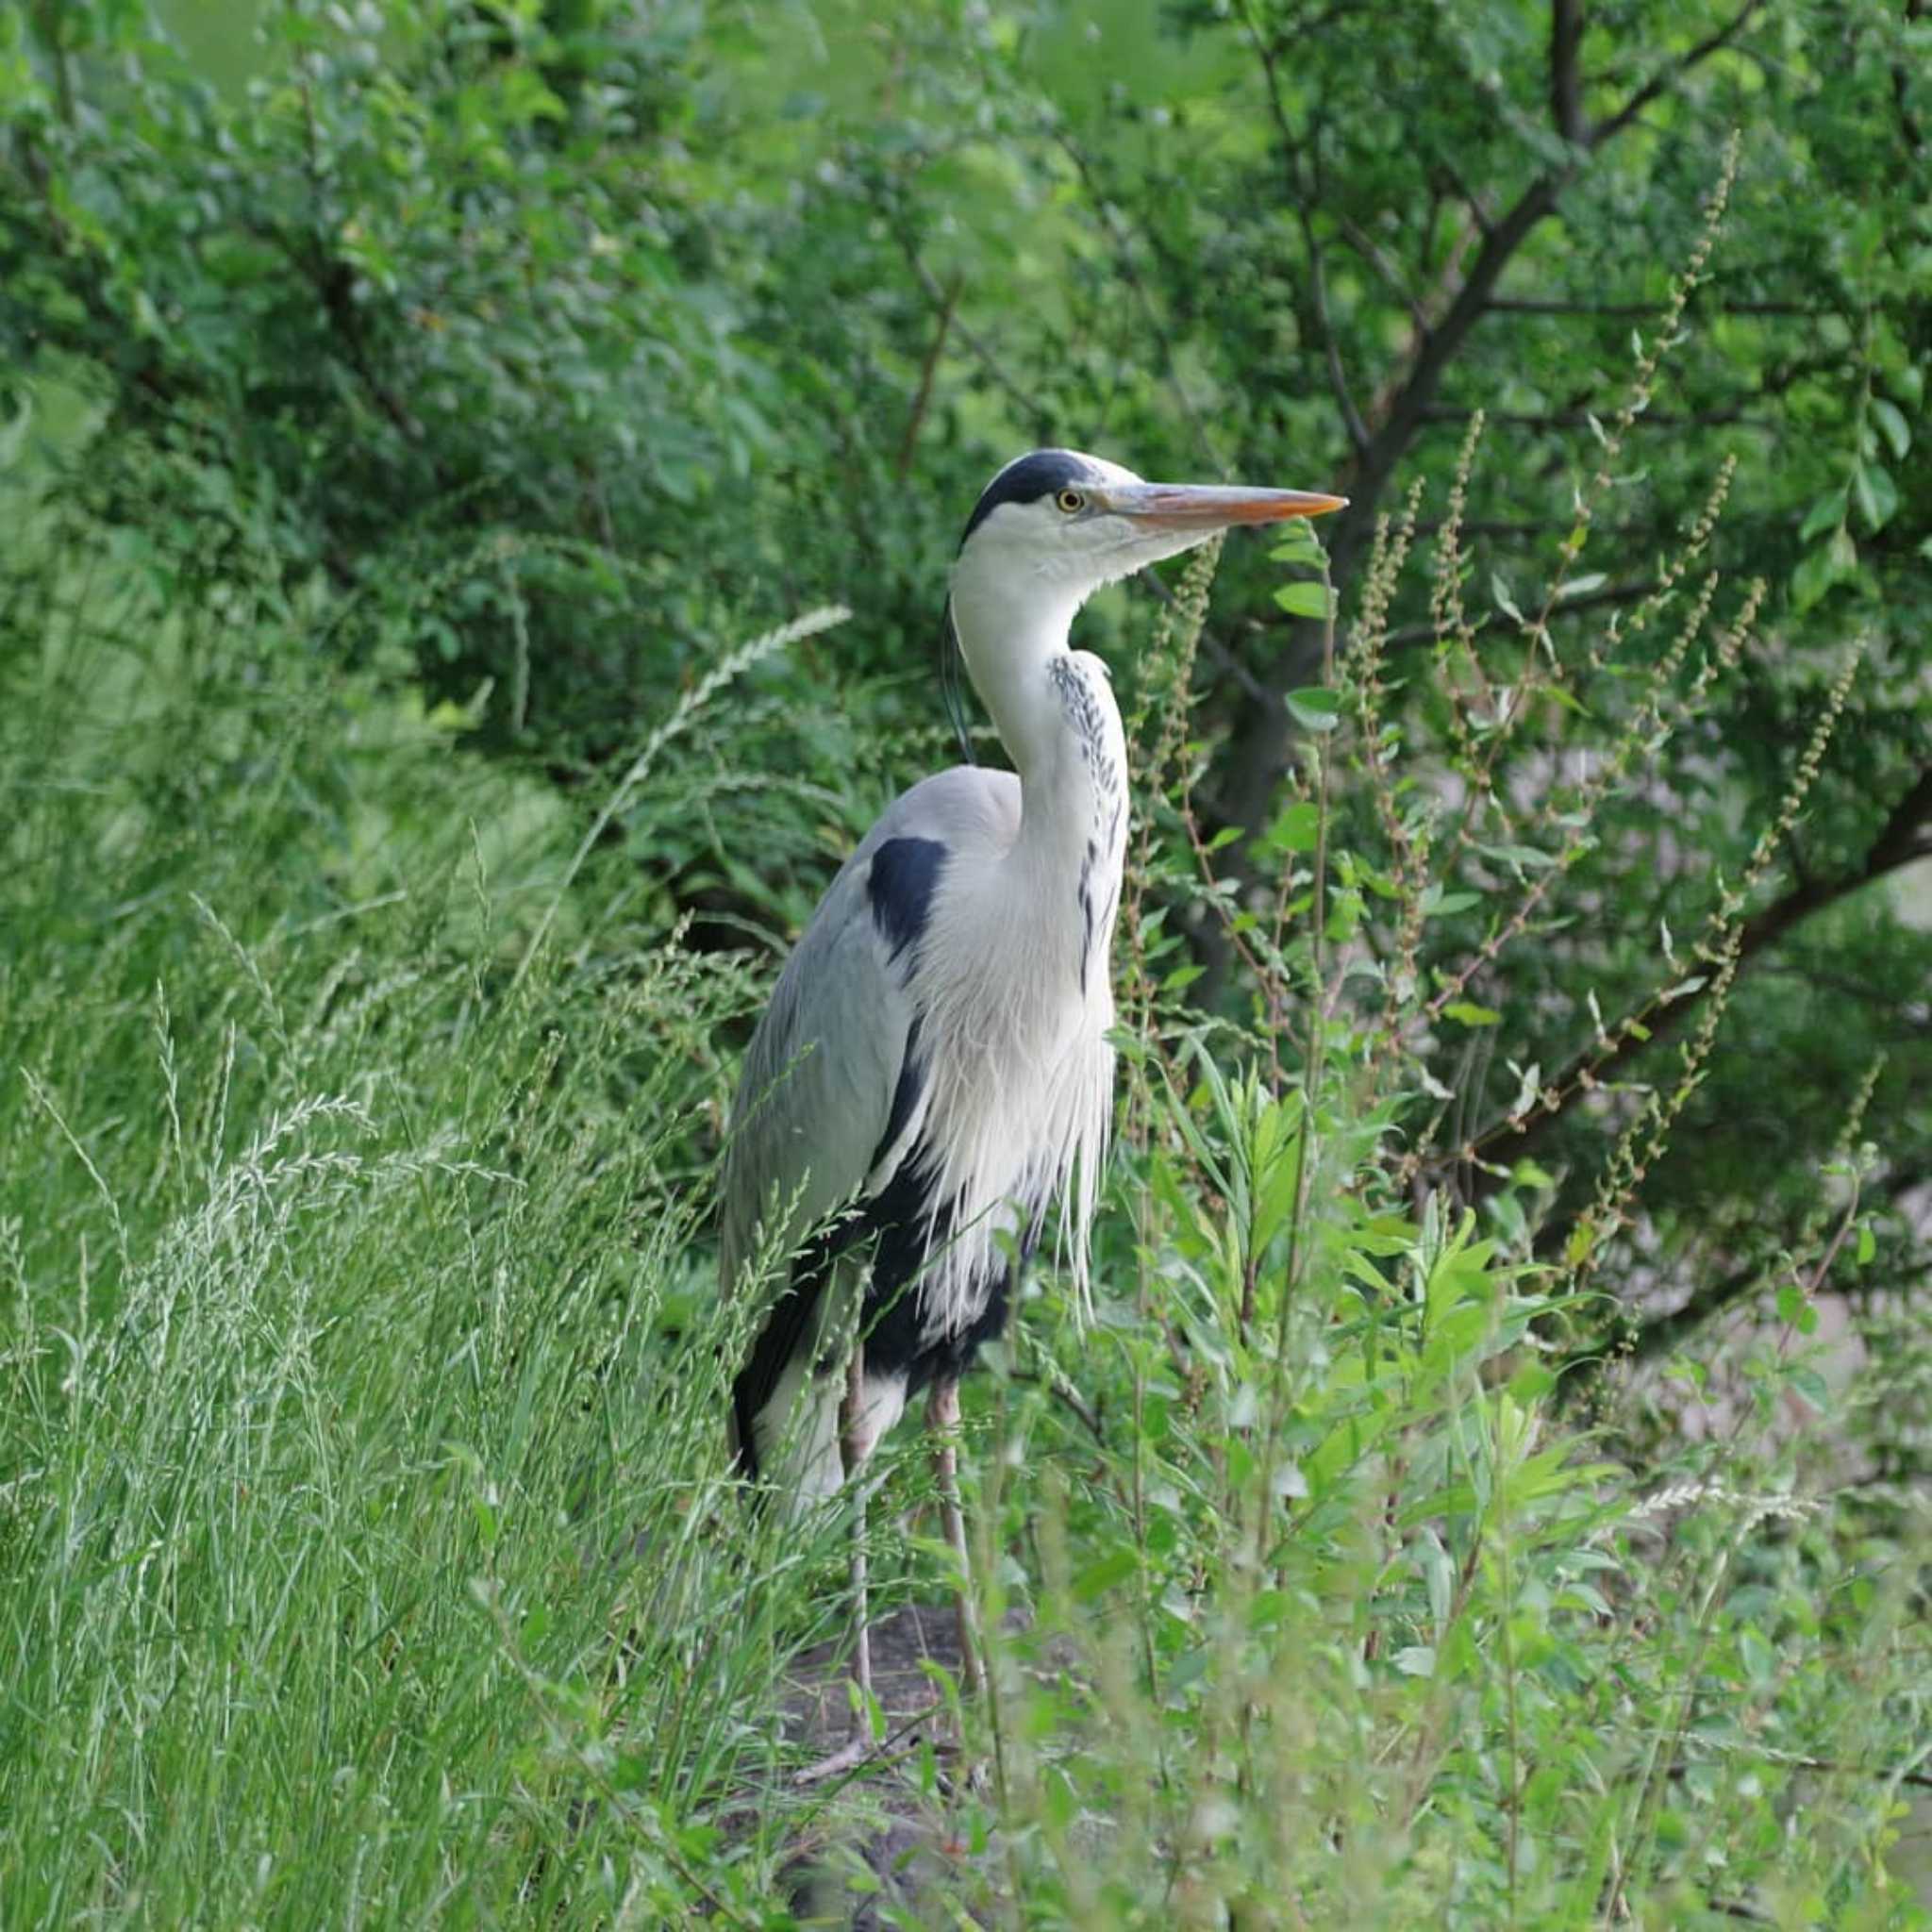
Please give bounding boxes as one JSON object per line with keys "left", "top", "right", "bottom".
{"left": 792, "top": 1730, "right": 877, "bottom": 1787}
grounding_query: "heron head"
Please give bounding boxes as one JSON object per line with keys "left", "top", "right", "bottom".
{"left": 954, "top": 447, "right": 1347, "bottom": 607}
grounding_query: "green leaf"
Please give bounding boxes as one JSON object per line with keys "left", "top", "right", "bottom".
{"left": 1506, "top": 1058, "right": 1542, "bottom": 1121}
{"left": 1555, "top": 1582, "right": 1613, "bottom": 1618}
{"left": 1871, "top": 397, "right": 1911, "bottom": 462}
{"left": 1417, "top": 1527, "right": 1453, "bottom": 1633}
{"left": 1286, "top": 687, "right": 1342, "bottom": 732}
{"left": 0, "top": 393, "right": 32, "bottom": 472}
{"left": 1555, "top": 572, "right": 1607, "bottom": 600}
{"left": 1074, "top": 1546, "right": 1139, "bottom": 1602}
{"left": 1442, "top": 1001, "right": 1501, "bottom": 1026}
{"left": 1790, "top": 527, "right": 1857, "bottom": 613}
{"left": 1797, "top": 487, "right": 1847, "bottom": 543}
{"left": 1852, "top": 460, "right": 1898, "bottom": 533}
{"left": 1271, "top": 520, "right": 1325, "bottom": 568}
{"left": 1395, "top": 1480, "right": 1480, "bottom": 1529}
{"left": 1274, "top": 578, "right": 1335, "bottom": 620}
{"left": 1790, "top": 547, "right": 1832, "bottom": 613}
{"left": 1786, "top": 1366, "right": 1831, "bottom": 1414}
{"left": 1324, "top": 886, "right": 1363, "bottom": 943}
{"left": 1261, "top": 800, "right": 1322, "bottom": 853}
{"left": 1475, "top": 841, "right": 1557, "bottom": 872}
{"left": 1507, "top": 1359, "right": 1557, "bottom": 1402}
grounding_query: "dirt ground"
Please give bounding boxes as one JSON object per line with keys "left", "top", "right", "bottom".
{"left": 774, "top": 1602, "right": 995, "bottom": 1929}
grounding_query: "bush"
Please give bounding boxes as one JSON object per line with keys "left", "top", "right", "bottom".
{"left": 2, "top": 3, "right": 1926, "bottom": 1924}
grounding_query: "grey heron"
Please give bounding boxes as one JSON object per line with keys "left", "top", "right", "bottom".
{"left": 720, "top": 448, "right": 1344, "bottom": 1755}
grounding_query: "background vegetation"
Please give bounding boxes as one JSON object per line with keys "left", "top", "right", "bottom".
{"left": 2, "top": 0, "right": 1927, "bottom": 1924}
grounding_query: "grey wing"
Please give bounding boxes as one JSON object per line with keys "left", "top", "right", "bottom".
{"left": 718, "top": 866, "right": 915, "bottom": 1296}
{"left": 717, "top": 764, "right": 1020, "bottom": 1298}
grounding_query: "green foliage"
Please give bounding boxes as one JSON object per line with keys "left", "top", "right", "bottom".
{"left": 0, "top": 461, "right": 856, "bottom": 1922}
{"left": 2, "top": 0, "right": 1929, "bottom": 1923}
{"left": 962, "top": 1070, "right": 1926, "bottom": 1925}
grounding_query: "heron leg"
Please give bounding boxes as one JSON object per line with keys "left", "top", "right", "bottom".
{"left": 927, "top": 1374, "right": 984, "bottom": 1701}
{"left": 795, "top": 1346, "right": 881, "bottom": 1787}
{"left": 840, "top": 1345, "right": 874, "bottom": 1734}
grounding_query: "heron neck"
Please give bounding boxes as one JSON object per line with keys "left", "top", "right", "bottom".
{"left": 948, "top": 571, "right": 1088, "bottom": 782}
{"left": 949, "top": 574, "right": 1126, "bottom": 898}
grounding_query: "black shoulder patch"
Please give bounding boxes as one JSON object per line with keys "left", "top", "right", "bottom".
{"left": 959, "top": 448, "right": 1093, "bottom": 548}
{"left": 868, "top": 837, "right": 947, "bottom": 963}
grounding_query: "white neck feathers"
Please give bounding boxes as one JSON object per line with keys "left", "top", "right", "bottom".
{"left": 948, "top": 549, "right": 1084, "bottom": 778}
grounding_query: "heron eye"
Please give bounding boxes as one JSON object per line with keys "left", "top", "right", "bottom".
{"left": 1055, "top": 488, "right": 1086, "bottom": 514}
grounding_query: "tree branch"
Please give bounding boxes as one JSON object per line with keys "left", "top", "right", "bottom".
{"left": 1561, "top": 1182, "right": 1931, "bottom": 1386}
{"left": 1219, "top": 168, "right": 1563, "bottom": 836}
{"left": 1895, "top": 0, "right": 1926, "bottom": 154}
{"left": 1418, "top": 402, "right": 1775, "bottom": 433}
{"left": 1480, "top": 760, "right": 1932, "bottom": 1176}
{"left": 1240, "top": 0, "right": 1373, "bottom": 460}
{"left": 1299, "top": 200, "right": 1372, "bottom": 458}
{"left": 1551, "top": 0, "right": 1587, "bottom": 145}
{"left": 1589, "top": 0, "right": 1764, "bottom": 148}
{"left": 1053, "top": 129, "right": 1224, "bottom": 472}
{"left": 1376, "top": 577, "right": 1651, "bottom": 652}
{"left": 899, "top": 240, "right": 1045, "bottom": 429}
{"left": 1332, "top": 208, "right": 1429, "bottom": 330}
{"left": 1490, "top": 296, "right": 1820, "bottom": 317}
{"left": 896, "top": 271, "right": 959, "bottom": 479}
{"left": 1215, "top": 0, "right": 1774, "bottom": 847}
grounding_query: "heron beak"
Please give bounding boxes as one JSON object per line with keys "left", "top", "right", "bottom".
{"left": 1101, "top": 482, "right": 1349, "bottom": 531}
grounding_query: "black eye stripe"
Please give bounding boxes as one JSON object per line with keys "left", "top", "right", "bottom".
{"left": 958, "top": 449, "right": 1096, "bottom": 548}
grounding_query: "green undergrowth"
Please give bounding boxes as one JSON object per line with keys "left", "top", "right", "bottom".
{"left": 936, "top": 1073, "right": 1929, "bottom": 1927}
{"left": 2, "top": 6, "right": 1927, "bottom": 1923}
{"left": 2, "top": 501, "right": 1926, "bottom": 1927}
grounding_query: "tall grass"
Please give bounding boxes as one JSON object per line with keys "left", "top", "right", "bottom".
{"left": 0, "top": 506, "right": 872, "bottom": 1923}
{"left": 2, "top": 454, "right": 1926, "bottom": 1925}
